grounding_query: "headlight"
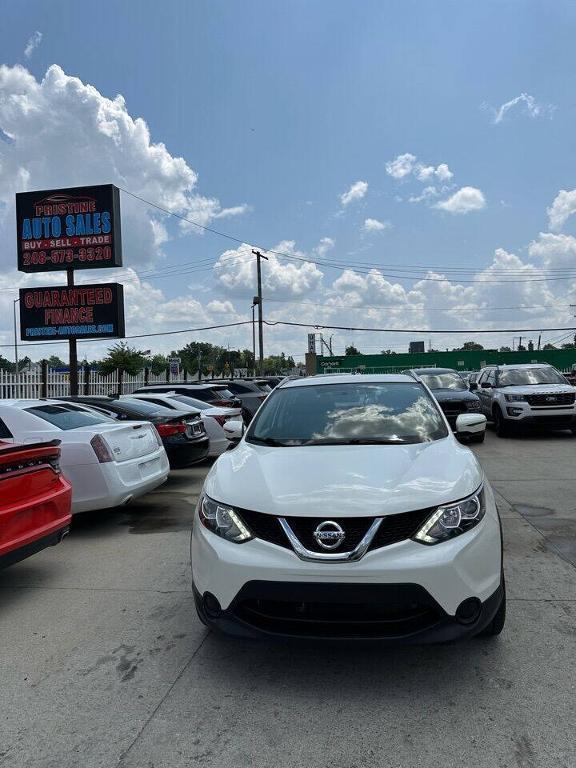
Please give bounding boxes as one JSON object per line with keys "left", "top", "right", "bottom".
{"left": 198, "top": 495, "right": 252, "bottom": 543}
{"left": 504, "top": 394, "right": 525, "bottom": 402}
{"left": 465, "top": 400, "right": 481, "bottom": 410}
{"left": 413, "top": 487, "right": 485, "bottom": 545}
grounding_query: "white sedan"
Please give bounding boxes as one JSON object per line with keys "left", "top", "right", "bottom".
{"left": 125, "top": 392, "right": 242, "bottom": 456}
{"left": 0, "top": 399, "right": 169, "bottom": 514}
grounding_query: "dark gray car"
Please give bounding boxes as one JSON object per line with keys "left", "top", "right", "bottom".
{"left": 210, "top": 379, "right": 270, "bottom": 420}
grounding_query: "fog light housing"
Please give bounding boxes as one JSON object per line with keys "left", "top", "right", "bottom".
{"left": 203, "top": 592, "right": 222, "bottom": 618}
{"left": 507, "top": 407, "right": 523, "bottom": 417}
{"left": 456, "top": 597, "right": 482, "bottom": 625}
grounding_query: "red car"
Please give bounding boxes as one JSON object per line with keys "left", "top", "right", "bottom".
{"left": 0, "top": 440, "right": 72, "bottom": 570}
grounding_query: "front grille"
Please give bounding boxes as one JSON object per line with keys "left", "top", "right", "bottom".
{"left": 237, "top": 507, "right": 432, "bottom": 554}
{"left": 230, "top": 581, "right": 445, "bottom": 638}
{"left": 284, "top": 515, "right": 374, "bottom": 553}
{"left": 237, "top": 507, "right": 288, "bottom": 549}
{"left": 525, "top": 392, "right": 575, "bottom": 407}
{"left": 368, "top": 507, "right": 433, "bottom": 550}
{"left": 440, "top": 400, "right": 468, "bottom": 416}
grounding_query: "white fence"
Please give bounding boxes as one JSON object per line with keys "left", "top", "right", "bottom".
{"left": 0, "top": 369, "right": 174, "bottom": 400}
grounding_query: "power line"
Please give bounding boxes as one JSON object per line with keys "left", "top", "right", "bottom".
{"left": 118, "top": 188, "right": 576, "bottom": 285}
{"left": 265, "top": 320, "right": 576, "bottom": 335}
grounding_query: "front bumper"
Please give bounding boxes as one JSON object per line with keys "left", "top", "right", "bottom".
{"left": 503, "top": 405, "right": 576, "bottom": 427}
{"left": 191, "top": 486, "right": 503, "bottom": 640}
{"left": 193, "top": 579, "right": 504, "bottom": 642}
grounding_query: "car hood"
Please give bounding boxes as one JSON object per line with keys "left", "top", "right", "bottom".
{"left": 204, "top": 438, "right": 483, "bottom": 518}
{"left": 497, "top": 384, "right": 575, "bottom": 395}
{"left": 431, "top": 389, "right": 479, "bottom": 403}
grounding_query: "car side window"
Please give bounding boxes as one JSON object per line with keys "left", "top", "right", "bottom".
{"left": 486, "top": 370, "right": 496, "bottom": 386}
{"left": 0, "top": 417, "right": 13, "bottom": 439}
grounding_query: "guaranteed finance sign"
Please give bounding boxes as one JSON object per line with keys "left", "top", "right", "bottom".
{"left": 19, "top": 283, "right": 125, "bottom": 341}
{"left": 16, "top": 184, "right": 122, "bottom": 273}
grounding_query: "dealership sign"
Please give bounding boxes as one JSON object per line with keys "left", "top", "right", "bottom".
{"left": 16, "top": 184, "right": 122, "bottom": 273}
{"left": 19, "top": 283, "right": 125, "bottom": 341}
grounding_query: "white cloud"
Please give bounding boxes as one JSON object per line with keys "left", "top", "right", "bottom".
{"left": 313, "top": 237, "right": 335, "bottom": 257}
{"left": 214, "top": 241, "right": 324, "bottom": 298}
{"left": 435, "top": 163, "right": 453, "bottom": 182}
{"left": 206, "top": 299, "right": 235, "bottom": 314}
{"left": 435, "top": 186, "right": 486, "bottom": 214}
{"left": 385, "top": 153, "right": 417, "bottom": 179}
{"left": 528, "top": 232, "right": 576, "bottom": 269}
{"left": 24, "top": 31, "right": 42, "bottom": 59}
{"left": 547, "top": 189, "right": 576, "bottom": 232}
{"left": 386, "top": 154, "right": 453, "bottom": 185}
{"left": 0, "top": 64, "right": 248, "bottom": 269}
{"left": 363, "top": 218, "right": 390, "bottom": 232}
{"left": 340, "top": 180, "right": 368, "bottom": 206}
{"left": 492, "top": 93, "right": 554, "bottom": 124}
{"left": 408, "top": 186, "right": 439, "bottom": 204}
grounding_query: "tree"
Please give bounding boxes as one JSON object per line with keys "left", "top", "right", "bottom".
{"left": 528, "top": 340, "right": 534, "bottom": 352}
{"left": 46, "top": 355, "right": 66, "bottom": 369}
{"left": 499, "top": 346, "right": 512, "bottom": 352}
{"left": 543, "top": 343, "right": 556, "bottom": 350}
{"left": 345, "top": 345, "right": 360, "bottom": 356}
{"left": 100, "top": 343, "right": 148, "bottom": 376}
{"left": 149, "top": 354, "right": 168, "bottom": 375}
{"left": 457, "top": 341, "right": 484, "bottom": 351}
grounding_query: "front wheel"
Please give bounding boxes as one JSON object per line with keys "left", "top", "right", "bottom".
{"left": 493, "top": 406, "right": 510, "bottom": 437}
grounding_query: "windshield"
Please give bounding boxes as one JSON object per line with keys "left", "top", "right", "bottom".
{"left": 113, "top": 398, "right": 166, "bottom": 416}
{"left": 27, "top": 404, "right": 115, "bottom": 430}
{"left": 419, "top": 372, "right": 467, "bottom": 391}
{"left": 247, "top": 382, "right": 448, "bottom": 446}
{"left": 498, "top": 368, "right": 567, "bottom": 387}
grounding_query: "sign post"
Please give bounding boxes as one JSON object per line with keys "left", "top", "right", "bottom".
{"left": 16, "top": 184, "right": 124, "bottom": 395}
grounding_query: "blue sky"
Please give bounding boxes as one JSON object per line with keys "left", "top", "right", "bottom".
{"left": 1, "top": 1, "right": 576, "bottom": 358}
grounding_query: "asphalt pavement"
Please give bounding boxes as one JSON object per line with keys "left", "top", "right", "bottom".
{"left": 0, "top": 429, "right": 575, "bottom": 768}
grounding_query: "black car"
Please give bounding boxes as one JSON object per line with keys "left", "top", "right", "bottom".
{"left": 57, "top": 396, "right": 210, "bottom": 468}
{"left": 133, "top": 384, "right": 242, "bottom": 410}
{"left": 405, "top": 368, "right": 484, "bottom": 443}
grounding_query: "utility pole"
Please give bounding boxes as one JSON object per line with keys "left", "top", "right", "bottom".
{"left": 252, "top": 297, "right": 258, "bottom": 376}
{"left": 252, "top": 250, "right": 268, "bottom": 375}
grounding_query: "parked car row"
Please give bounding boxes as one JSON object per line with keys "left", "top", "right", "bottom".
{"left": 0, "top": 383, "right": 256, "bottom": 572}
{"left": 406, "top": 363, "right": 576, "bottom": 439}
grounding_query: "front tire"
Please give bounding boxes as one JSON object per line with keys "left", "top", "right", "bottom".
{"left": 479, "top": 580, "right": 506, "bottom": 637}
{"left": 493, "top": 406, "right": 510, "bottom": 437}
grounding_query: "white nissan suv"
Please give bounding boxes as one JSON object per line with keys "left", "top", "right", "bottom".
{"left": 191, "top": 374, "right": 503, "bottom": 643}
{"left": 473, "top": 363, "right": 576, "bottom": 437}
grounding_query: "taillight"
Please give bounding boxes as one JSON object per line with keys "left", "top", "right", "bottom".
{"left": 156, "top": 421, "right": 187, "bottom": 438}
{"left": 47, "top": 453, "right": 62, "bottom": 474}
{"left": 210, "top": 415, "right": 227, "bottom": 427}
{"left": 90, "top": 435, "right": 114, "bottom": 463}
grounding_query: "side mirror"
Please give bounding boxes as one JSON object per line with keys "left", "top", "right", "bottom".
{"left": 223, "top": 419, "right": 245, "bottom": 444}
{"left": 455, "top": 413, "right": 487, "bottom": 437}
{"left": 469, "top": 382, "right": 478, "bottom": 391}
{"left": 480, "top": 381, "right": 492, "bottom": 389}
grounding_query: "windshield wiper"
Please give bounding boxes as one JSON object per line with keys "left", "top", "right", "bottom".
{"left": 304, "top": 438, "right": 407, "bottom": 446}
{"left": 248, "top": 436, "right": 297, "bottom": 447}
